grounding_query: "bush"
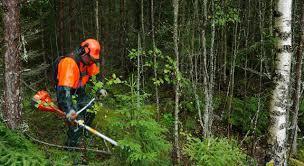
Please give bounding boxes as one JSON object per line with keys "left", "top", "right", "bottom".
{"left": 96, "top": 81, "right": 171, "bottom": 165}
{"left": 230, "top": 96, "right": 268, "bottom": 134}
{"left": 183, "top": 137, "right": 248, "bottom": 166}
{"left": 0, "top": 122, "right": 48, "bottom": 165}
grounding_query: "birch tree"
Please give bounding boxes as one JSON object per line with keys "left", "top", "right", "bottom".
{"left": 173, "top": 0, "right": 181, "bottom": 164}
{"left": 95, "top": 0, "right": 100, "bottom": 40}
{"left": 201, "top": 0, "right": 210, "bottom": 137}
{"left": 68, "top": 0, "right": 75, "bottom": 50}
{"left": 193, "top": 0, "right": 204, "bottom": 130}
{"left": 268, "top": 0, "right": 292, "bottom": 164}
{"left": 151, "top": 0, "right": 160, "bottom": 120}
{"left": 201, "top": 0, "right": 215, "bottom": 138}
{"left": 2, "top": 0, "right": 22, "bottom": 129}
{"left": 58, "top": 0, "right": 64, "bottom": 54}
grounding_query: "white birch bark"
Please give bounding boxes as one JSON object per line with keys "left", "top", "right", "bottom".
{"left": 137, "top": 34, "right": 141, "bottom": 108}
{"left": 208, "top": 0, "right": 215, "bottom": 137}
{"left": 202, "top": 0, "right": 210, "bottom": 138}
{"left": 268, "top": 0, "right": 292, "bottom": 164}
{"left": 140, "top": 0, "right": 146, "bottom": 90}
{"left": 202, "top": 0, "right": 215, "bottom": 138}
{"left": 151, "top": 0, "right": 160, "bottom": 120}
{"left": 95, "top": 0, "right": 99, "bottom": 40}
{"left": 173, "top": 0, "right": 180, "bottom": 164}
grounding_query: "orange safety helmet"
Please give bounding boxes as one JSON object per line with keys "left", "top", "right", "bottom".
{"left": 80, "top": 39, "right": 102, "bottom": 60}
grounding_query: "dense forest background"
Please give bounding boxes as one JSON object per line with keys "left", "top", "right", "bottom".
{"left": 0, "top": 0, "right": 304, "bottom": 165}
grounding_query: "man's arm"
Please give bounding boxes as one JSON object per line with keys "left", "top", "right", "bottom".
{"left": 56, "top": 86, "right": 76, "bottom": 120}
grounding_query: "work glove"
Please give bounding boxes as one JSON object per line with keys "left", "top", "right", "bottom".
{"left": 66, "top": 109, "right": 77, "bottom": 122}
{"left": 98, "top": 89, "right": 108, "bottom": 97}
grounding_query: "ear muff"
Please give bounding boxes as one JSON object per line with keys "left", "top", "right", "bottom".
{"left": 75, "top": 46, "right": 86, "bottom": 56}
{"left": 75, "top": 43, "right": 90, "bottom": 57}
{"left": 84, "top": 46, "right": 90, "bottom": 54}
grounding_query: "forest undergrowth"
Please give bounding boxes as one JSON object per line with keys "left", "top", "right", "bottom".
{"left": 0, "top": 65, "right": 302, "bottom": 165}
{"left": 0, "top": 73, "right": 300, "bottom": 165}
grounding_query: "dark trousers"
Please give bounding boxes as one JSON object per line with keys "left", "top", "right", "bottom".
{"left": 65, "top": 87, "right": 95, "bottom": 147}
{"left": 66, "top": 111, "right": 95, "bottom": 147}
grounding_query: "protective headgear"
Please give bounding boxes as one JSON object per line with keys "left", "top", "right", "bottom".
{"left": 80, "top": 39, "right": 101, "bottom": 60}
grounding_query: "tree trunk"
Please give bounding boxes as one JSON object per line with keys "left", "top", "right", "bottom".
{"left": 227, "top": 22, "right": 239, "bottom": 138}
{"left": 268, "top": 0, "right": 292, "bottom": 164}
{"left": 80, "top": 0, "right": 86, "bottom": 38}
{"left": 191, "top": 0, "right": 203, "bottom": 131}
{"left": 119, "top": 0, "right": 126, "bottom": 69}
{"left": 252, "top": 0, "right": 264, "bottom": 155}
{"left": 173, "top": 0, "right": 180, "bottom": 164}
{"left": 222, "top": 0, "right": 227, "bottom": 83}
{"left": 151, "top": 0, "right": 160, "bottom": 120}
{"left": 95, "top": 0, "right": 100, "bottom": 40}
{"left": 137, "top": 33, "right": 141, "bottom": 108}
{"left": 68, "top": 0, "right": 75, "bottom": 50}
{"left": 208, "top": 0, "right": 215, "bottom": 137}
{"left": 140, "top": 0, "right": 145, "bottom": 91}
{"left": 290, "top": 1, "right": 304, "bottom": 156}
{"left": 58, "top": 0, "right": 64, "bottom": 54}
{"left": 244, "top": 0, "right": 251, "bottom": 97}
{"left": 202, "top": 0, "right": 210, "bottom": 138}
{"left": 2, "top": 0, "right": 22, "bottom": 129}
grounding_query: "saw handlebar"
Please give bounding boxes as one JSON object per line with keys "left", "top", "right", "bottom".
{"left": 46, "top": 103, "right": 118, "bottom": 146}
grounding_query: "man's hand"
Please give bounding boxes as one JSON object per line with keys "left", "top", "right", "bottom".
{"left": 98, "top": 89, "right": 108, "bottom": 97}
{"left": 66, "top": 109, "right": 77, "bottom": 122}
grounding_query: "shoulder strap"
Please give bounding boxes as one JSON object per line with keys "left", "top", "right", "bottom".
{"left": 54, "top": 54, "right": 89, "bottom": 94}
{"left": 53, "top": 56, "right": 65, "bottom": 88}
{"left": 66, "top": 55, "right": 86, "bottom": 91}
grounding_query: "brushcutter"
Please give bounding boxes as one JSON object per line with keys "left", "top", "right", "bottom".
{"left": 32, "top": 90, "right": 118, "bottom": 146}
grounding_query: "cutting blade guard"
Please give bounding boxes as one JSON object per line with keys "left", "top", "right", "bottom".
{"left": 32, "top": 90, "right": 57, "bottom": 112}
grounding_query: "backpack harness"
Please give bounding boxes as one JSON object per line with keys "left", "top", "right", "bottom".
{"left": 53, "top": 54, "right": 87, "bottom": 91}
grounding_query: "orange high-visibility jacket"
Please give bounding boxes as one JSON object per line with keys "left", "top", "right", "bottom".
{"left": 57, "top": 57, "right": 99, "bottom": 89}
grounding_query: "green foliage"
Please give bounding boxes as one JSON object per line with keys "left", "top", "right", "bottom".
{"left": 229, "top": 96, "right": 268, "bottom": 134}
{"left": 128, "top": 48, "right": 176, "bottom": 86}
{"left": 183, "top": 137, "right": 248, "bottom": 166}
{"left": 236, "top": 35, "right": 276, "bottom": 68}
{"left": 98, "top": 81, "right": 171, "bottom": 165}
{"left": 297, "top": 99, "right": 304, "bottom": 132}
{"left": 290, "top": 144, "right": 304, "bottom": 165}
{"left": 42, "top": 148, "right": 85, "bottom": 166}
{"left": 160, "top": 113, "right": 174, "bottom": 130}
{"left": 296, "top": 148, "right": 304, "bottom": 162}
{"left": 86, "top": 73, "right": 124, "bottom": 114}
{"left": 128, "top": 48, "right": 190, "bottom": 88}
{"left": 0, "top": 122, "right": 48, "bottom": 166}
{"left": 214, "top": 1, "right": 240, "bottom": 26}
{"left": 90, "top": 73, "right": 124, "bottom": 95}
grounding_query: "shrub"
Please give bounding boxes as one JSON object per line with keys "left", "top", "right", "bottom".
{"left": 230, "top": 96, "right": 268, "bottom": 134}
{"left": 95, "top": 77, "right": 172, "bottom": 165}
{"left": 183, "top": 137, "right": 247, "bottom": 166}
{"left": 106, "top": 93, "right": 172, "bottom": 165}
{"left": 0, "top": 122, "right": 48, "bottom": 165}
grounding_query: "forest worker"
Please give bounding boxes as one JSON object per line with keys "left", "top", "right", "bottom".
{"left": 55, "top": 38, "right": 107, "bottom": 147}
